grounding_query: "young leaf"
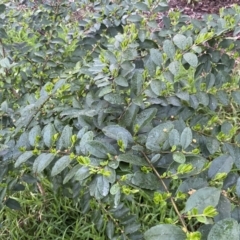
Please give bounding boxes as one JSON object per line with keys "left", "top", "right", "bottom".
{"left": 185, "top": 187, "right": 221, "bottom": 213}
{"left": 173, "top": 152, "right": 186, "bottom": 164}
{"left": 144, "top": 224, "right": 186, "bottom": 240}
{"left": 208, "top": 155, "right": 234, "bottom": 179}
{"left": 180, "top": 127, "right": 192, "bottom": 149}
{"left": 51, "top": 156, "right": 71, "bottom": 177}
{"left": 207, "top": 218, "right": 239, "bottom": 240}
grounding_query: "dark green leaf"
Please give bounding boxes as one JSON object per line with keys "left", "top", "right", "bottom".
{"left": 163, "top": 40, "right": 175, "bottom": 59}
{"left": 185, "top": 187, "right": 221, "bottom": 213}
{"left": 14, "top": 151, "right": 34, "bottom": 168}
{"left": 208, "top": 155, "right": 233, "bottom": 179}
{"left": 150, "top": 49, "right": 163, "bottom": 66}
{"left": 89, "top": 175, "right": 109, "bottom": 200}
{"left": 5, "top": 198, "right": 21, "bottom": 210}
{"left": 180, "top": 127, "right": 192, "bottom": 149}
{"left": 117, "top": 153, "right": 147, "bottom": 166}
{"left": 183, "top": 52, "right": 198, "bottom": 67}
{"left": 144, "top": 224, "right": 186, "bottom": 240}
{"left": 134, "top": 108, "right": 157, "bottom": 130}
{"left": 51, "top": 156, "right": 71, "bottom": 177}
{"left": 33, "top": 153, "right": 55, "bottom": 173}
{"left": 173, "top": 34, "right": 187, "bottom": 50}
{"left": 132, "top": 171, "right": 164, "bottom": 190}
{"left": 207, "top": 218, "right": 239, "bottom": 240}
{"left": 75, "top": 166, "right": 91, "bottom": 181}
{"left": 146, "top": 122, "right": 174, "bottom": 151}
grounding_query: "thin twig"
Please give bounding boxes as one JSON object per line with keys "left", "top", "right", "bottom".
{"left": 141, "top": 151, "right": 188, "bottom": 232}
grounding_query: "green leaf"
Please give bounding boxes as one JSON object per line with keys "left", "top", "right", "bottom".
{"left": 144, "top": 224, "right": 186, "bottom": 240}
{"left": 5, "top": 198, "right": 21, "bottom": 210}
{"left": 168, "top": 61, "right": 180, "bottom": 75}
{"left": 29, "top": 125, "right": 41, "bottom": 147}
{"left": 183, "top": 52, "right": 198, "bottom": 67}
{"left": 120, "top": 103, "right": 139, "bottom": 127}
{"left": 207, "top": 218, "right": 239, "bottom": 240}
{"left": 131, "top": 70, "right": 143, "bottom": 96}
{"left": 150, "top": 49, "right": 163, "bottom": 66}
{"left": 104, "top": 93, "right": 125, "bottom": 105}
{"left": 133, "top": 108, "right": 157, "bottom": 131}
{"left": 57, "top": 125, "right": 72, "bottom": 150}
{"left": 79, "top": 131, "right": 94, "bottom": 155}
{"left": 0, "top": 4, "right": 6, "bottom": 14}
{"left": 102, "top": 125, "right": 133, "bottom": 143}
{"left": 89, "top": 175, "right": 109, "bottom": 200}
{"left": 208, "top": 155, "right": 233, "bottom": 179}
{"left": 63, "top": 165, "right": 81, "bottom": 184}
{"left": 106, "top": 220, "right": 115, "bottom": 239}
{"left": 146, "top": 122, "right": 174, "bottom": 151}
{"left": 236, "top": 177, "right": 240, "bottom": 198}
{"left": 185, "top": 187, "right": 221, "bottom": 213}
{"left": 51, "top": 156, "right": 71, "bottom": 177}
{"left": 180, "top": 127, "right": 192, "bottom": 149}
{"left": 42, "top": 123, "right": 56, "bottom": 148}
{"left": 231, "top": 91, "right": 240, "bottom": 105}
{"left": 173, "top": 34, "right": 187, "bottom": 50}
{"left": 127, "top": 14, "right": 143, "bottom": 22}
{"left": 135, "top": 2, "right": 149, "bottom": 11}
{"left": 173, "top": 152, "right": 186, "bottom": 164}
{"left": 169, "top": 129, "right": 180, "bottom": 147}
{"left": 14, "top": 151, "right": 34, "bottom": 168}
{"left": 85, "top": 140, "right": 109, "bottom": 158}
{"left": 177, "top": 178, "right": 208, "bottom": 193}
{"left": 163, "top": 40, "right": 175, "bottom": 59}
{"left": 131, "top": 171, "right": 164, "bottom": 190}
{"left": 75, "top": 166, "right": 91, "bottom": 181}
{"left": 117, "top": 153, "right": 147, "bottom": 166}
{"left": 33, "top": 153, "right": 55, "bottom": 174}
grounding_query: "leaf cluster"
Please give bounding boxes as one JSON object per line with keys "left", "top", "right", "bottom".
{"left": 1, "top": 0, "right": 240, "bottom": 239}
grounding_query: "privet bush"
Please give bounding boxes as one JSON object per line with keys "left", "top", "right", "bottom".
{"left": 1, "top": 0, "right": 240, "bottom": 239}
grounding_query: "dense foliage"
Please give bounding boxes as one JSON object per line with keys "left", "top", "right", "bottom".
{"left": 1, "top": 0, "right": 240, "bottom": 239}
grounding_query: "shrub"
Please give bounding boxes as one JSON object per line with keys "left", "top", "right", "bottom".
{"left": 1, "top": 0, "right": 240, "bottom": 239}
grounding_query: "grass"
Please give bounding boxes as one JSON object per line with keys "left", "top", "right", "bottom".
{"left": 0, "top": 178, "right": 105, "bottom": 240}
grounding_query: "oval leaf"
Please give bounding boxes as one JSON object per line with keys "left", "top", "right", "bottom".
{"left": 207, "top": 218, "right": 239, "bottom": 240}
{"left": 183, "top": 52, "right": 198, "bottom": 67}
{"left": 208, "top": 155, "right": 234, "bottom": 179}
{"left": 185, "top": 187, "right": 221, "bottom": 213}
{"left": 144, "top": 224, "right": 186, "bottom": 240}
{"left": 180, "top": 127, "right": 192, "bottom": 149}
{"left": 51, "top": 156, "right": 71, "bottom": 176}
{"left": 14, "top": 151, "right": 34, "bottom": 168}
